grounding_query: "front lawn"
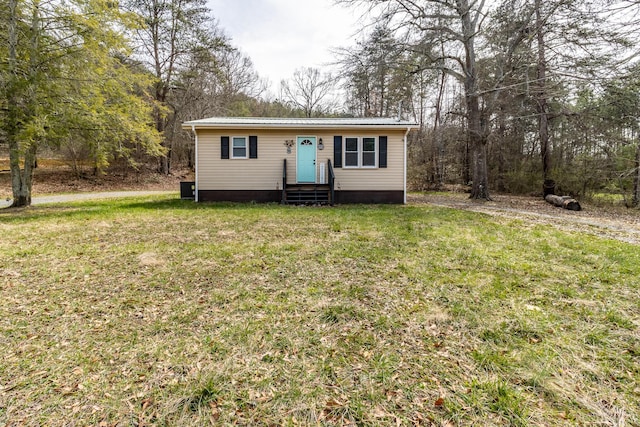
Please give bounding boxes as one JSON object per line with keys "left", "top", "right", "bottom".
{"left": 1, "top": 197, "right": 638, "bottom": 425}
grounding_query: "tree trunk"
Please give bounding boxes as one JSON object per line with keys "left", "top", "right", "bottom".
{"left": 463, "top": 119, "right": 471, "bottom": 186}
{"left": 10, "top": 145, "right": 38, "bottom": 207}
{"left": 155, "top": 107, "right": 172, "bottom": 175}
{"left": 535, "top": 0, "right": 552, "bottom": 181}
{"left": 543, "top": 179, "right": 556, "bottom": 197}
{"left": 160, "top": 148, "right": 171, "bottom": 175}
{"left": 470, "top": 138, "right": 490, "bottom": 199}
{"left": 633, "top": 141, "right": 640, "bottom": 207}
{"left": 7, "top": 0, "right": 34, "bottom": 208}
{"left": 8, "top": 0, "right": 43, "bottom": 207}
{"left": 459, "top": 0, "right": 491, "bottom": 200}
{"left": 467, "top": 84, "right": 490, "bottom": 200}
{"left": 155, "top": 77, "right": 172, "bottom": 175}
{"left": 433, "top": 63, "right": 447, "bottom": 188}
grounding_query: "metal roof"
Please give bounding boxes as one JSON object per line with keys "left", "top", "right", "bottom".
{"left": 182, "top": 117, "right": 418, "bottom": 130}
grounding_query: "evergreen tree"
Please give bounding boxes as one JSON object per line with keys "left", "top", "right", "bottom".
{"left": 1, "top": 0, "right": 162, "bottom": 207}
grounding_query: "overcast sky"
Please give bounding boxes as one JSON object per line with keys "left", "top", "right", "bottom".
{"left": 207, "top": 0, "right": 365, "bottom": 91}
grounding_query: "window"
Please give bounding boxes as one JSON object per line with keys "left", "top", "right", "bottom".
{"left": 362, "top": 137, "right": 376, "bottom": 167}
{"left": 232, "top": 136, "right": 247, "bottom": 159}
{"left": 343, "top": 137, "right": 377, "bottom": 168}
{"left": 345, "top": 137, "right": 359, "bottom": 167}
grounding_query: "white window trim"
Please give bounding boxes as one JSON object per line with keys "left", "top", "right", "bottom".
{"left": 344, "top": 137, "right": 359, "bottom": 169}
{"left": 343, "top": 136, "right": 378, "bottom": 169}
{"left": 361, "top": 136, "right": 377, "bottom": 168}
{"left": 231, "top": 136, "right": 248, "bottom": 159}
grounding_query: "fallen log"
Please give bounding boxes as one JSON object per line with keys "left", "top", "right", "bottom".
{"left": 545, "top": 194, "right": 582, "bottom": 211}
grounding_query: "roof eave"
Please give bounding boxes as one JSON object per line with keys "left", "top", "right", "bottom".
{"left": 181, "top": 122, "right": 418, "bottom": 130}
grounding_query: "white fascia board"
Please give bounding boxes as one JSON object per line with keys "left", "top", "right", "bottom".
{"left": 181, "top": 123, "right": 418, "bottom": 131}
{"left": 181, "top": 118, "right": 418, "bottom": 131}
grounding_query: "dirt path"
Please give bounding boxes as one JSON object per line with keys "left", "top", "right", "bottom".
{"left": 409, "top": 193, "right": 640, "bottom": 245}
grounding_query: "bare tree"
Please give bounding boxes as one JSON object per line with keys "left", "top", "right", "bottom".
{"left": 280, "top": 67, "right": 335, "bottom": 117}
{"left": 336, "top": 25, "right": 414, "bottom": 118}
{"left": 493, "top": 0, "right": 636, "bottom": 191}
{"left": 337, "top": 0, "right": 497, "bottom": 199}
{"left": 125, "top": 0, "right": 227, "bottom": 174}
{"left": 170, "top": 47, "right": 265, "bottom": 167}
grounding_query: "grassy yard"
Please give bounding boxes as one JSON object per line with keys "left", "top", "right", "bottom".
{"left": 0, "top": 197, "right": 638, "bottom": 426}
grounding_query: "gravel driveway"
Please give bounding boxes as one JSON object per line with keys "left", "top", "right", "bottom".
{"left": 0, "top": 191, "right": 177, "bottom": 209}
{"left": 410, "top": 193, "right": 640, "bottom": 245}
{"left": 3, "top": 190, "right": 638, "bottom": 245}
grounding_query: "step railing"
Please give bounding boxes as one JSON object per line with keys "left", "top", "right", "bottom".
{"left": 328, "top": 159, "right": 335, "bottom": 205}
{"left": 281, "top": 159, "right": 287, "bottom": 204}
{"left": 281, "top": 158, "right": 335, "bottom": 205}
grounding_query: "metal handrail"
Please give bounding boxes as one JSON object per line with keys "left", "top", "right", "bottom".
{"left": 328, "top": 159, "right": 335, "bottom": 205}
{"left": 282, "top": 159, "right": 287, "bottom": 204}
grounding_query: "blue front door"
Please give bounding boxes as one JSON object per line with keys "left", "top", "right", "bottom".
{"left": 297, "top": 137, "right": 316, "bottom": 183}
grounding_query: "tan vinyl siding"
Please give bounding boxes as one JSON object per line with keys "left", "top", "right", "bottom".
{"left": 198, "top": 129, "right": 286, "bottom": 191}
{"left": 334, "top": 131, "right": 404, "bottom": 191}
{"left": 196, "top": 128, "right": 406, "bottom": 191}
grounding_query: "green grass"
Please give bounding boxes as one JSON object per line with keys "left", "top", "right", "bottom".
{"left": 586, "top": 192, "right": 628, "bottom": 208}
{"left": 1, "top": 197, "right": 639, "bottom": 426}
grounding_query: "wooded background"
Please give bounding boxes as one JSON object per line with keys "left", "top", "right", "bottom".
{"left": 2, "top": 0, "right": 640, "bottom": 206}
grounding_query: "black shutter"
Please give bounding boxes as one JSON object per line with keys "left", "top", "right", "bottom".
{"left": 379, "top": 136, "right": 388, "bottom": 168}
{"left": 333, "top": 136, "right": 342, "bottom": 168}
{"left": 249, "top": 135, "right": 258, "bottom": 159}
{"left": 221, "top": 136, "right": 230, "bottom": 159}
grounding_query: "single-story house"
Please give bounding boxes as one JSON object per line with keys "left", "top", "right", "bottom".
{"left": 181, "top": 117, "right": 417, "bottom": 204}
